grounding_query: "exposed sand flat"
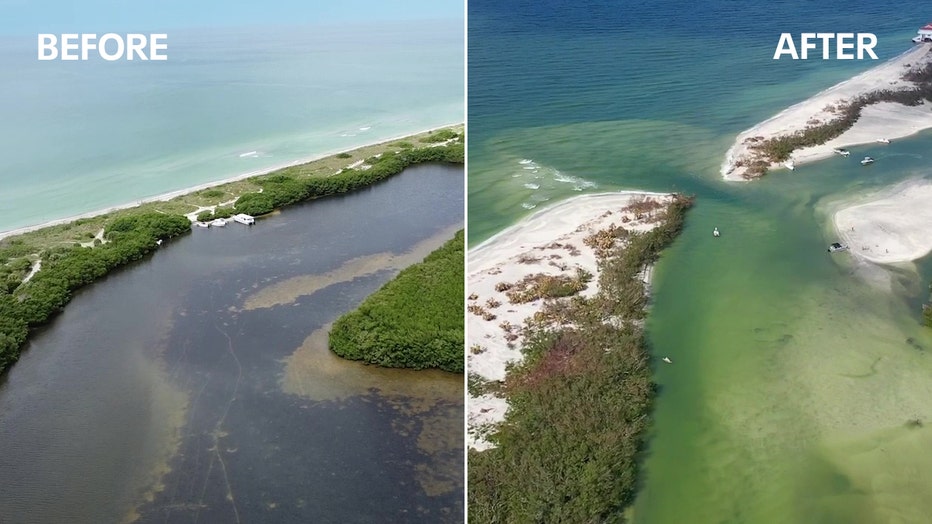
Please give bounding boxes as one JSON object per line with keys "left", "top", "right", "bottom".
{"left": 833, "top": 179, "right": 932, "bottom": 264}
{"left": 240, "top": 222, "right": 461, "bottom": 311}
{"left": 723, "top": 44, "right": 932, "bottom": 180}
{"left": 793, "top": 101, "right": 932, "bottom": 164}
{"left": 467, "top": 191, "right": 673, "bottom": 450}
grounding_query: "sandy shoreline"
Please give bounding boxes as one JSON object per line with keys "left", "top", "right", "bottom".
{"left": 723, "top": 44, "right": 932, "bottom": 180}
{"left": 467, "top": 191, "right": 673, "bottom": 450}
{"left": 0, "top": 123, "right": 462, "bottom": 241}
{"left": 833, "top": 178, "right": 932, "bottom": 265}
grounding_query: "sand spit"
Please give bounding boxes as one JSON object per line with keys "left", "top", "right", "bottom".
{"left": 467, "top": 192, "right": 674, "bottom": 450}
{"left": 723, "top": 44, "right": 932, "bottom": 180}
{"left": 833, "top": 178, "right": 932, "bottom": 265}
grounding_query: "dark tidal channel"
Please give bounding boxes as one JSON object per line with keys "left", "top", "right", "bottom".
{"left": 0, "top": 164, "right": 464, "bottom": 523}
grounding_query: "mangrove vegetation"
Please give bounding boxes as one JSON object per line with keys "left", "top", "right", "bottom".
{"left": 924, "top": 281, "right": 932, "bottom": 328}
{"left": 233, "top": 143, "right": 464, "bottom": 217}
{"left": 329, "top": 230, "right": 464, "bottom": 373}
{"left": 0, "top": 213, "right": 189, "bottom": 371}
{"left": 0, "top": 126, "right": 464, "bottom": 374}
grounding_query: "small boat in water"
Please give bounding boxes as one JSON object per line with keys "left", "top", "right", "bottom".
{"left": 210, "top": 218, "right": 227, "bottom": 227}
{"left": 828, "top": 242, "right": 849, "bottom": 253}
{"left": 232, "top": 214, "right": 255, "bottom": 225}
{"left": 876, "top": 138, "right": 890, "bottom": 144}
{"left": 713, "top": 227, "right": 720, "bottom": 237}
{"left": 662, "top": 357, "right": 673, "bottom": 364}
{"left": 784, "top": 160, "right": 795, "bottom": 171}
{"left": 833, "top": 148, "right": 850, "bottom": 157}
{"left": 861, "top": 156, "right": 875, "bottom": 165}
{"left": 195, "top": 221, "right": 209, "bottom": 228}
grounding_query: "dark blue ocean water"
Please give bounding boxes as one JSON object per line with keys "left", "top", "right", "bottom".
{"left": 468, "top": 2, "right": 932, "bottom": 522}
{"left": 470, "top": 0, "right": 918, "bottom": 139}
{"left": 469, "top": 1, "right": 929, "bottom": 240}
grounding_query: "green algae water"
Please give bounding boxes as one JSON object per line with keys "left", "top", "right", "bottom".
{"left": 469, "top": 2, "right": 932, "bottom": 522}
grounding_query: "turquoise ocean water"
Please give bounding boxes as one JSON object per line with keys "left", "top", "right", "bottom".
{"left": 0, "top": 20, "right": 463, "bottom": 232}
{"left": 469, "top": 1, "right": 932, "bottom": 522}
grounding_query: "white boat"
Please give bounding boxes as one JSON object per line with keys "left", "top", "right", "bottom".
{"left": 875, "top": 138, "right": 890, "bottom": 144}
{"left": 784, "top": 160, "right": 795, "bottom": 171}
{"left": 828, "top": 242, "right": 849, "bottom": 253}
{"left": 662, "top": 357, "right": 673, "bottom": 364}
{"left": 860, "top": 156, "right": 875, "bottom": 165}
{"left": 232, "top": 214, "right": 255, "bottom": 225}
{"left": 913, "top": 24, "right": 932, "bottom": 44}
{"left": 833, "top": 148, "right": 850, "bottom": 157}
{"left": 195, "top": 221, "right": 209, "bottom": 228}
{"left": 210, "top": 218, "right": 227, "bottom": 227}
{"left": 713, "top": 227, "right": 720, "bottom": 237}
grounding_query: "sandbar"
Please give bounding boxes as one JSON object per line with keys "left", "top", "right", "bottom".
{"left": 833, "top": 178, "right": 932, "bottom": 264}
{"left": 723, "top": 43, "right": 932, "bottom": 180}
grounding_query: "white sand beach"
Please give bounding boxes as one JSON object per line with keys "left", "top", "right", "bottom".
{"left": 467, "top": 191, "right": 674, "bottom": 450}
{"left": 0, "top": 123, "right": 461, "bottom": 241}
{"left": 723, "top": 43, "right": 932, "bottom": 180}
{"left": 833, "top": 178, "right": 932, "bottom": 265}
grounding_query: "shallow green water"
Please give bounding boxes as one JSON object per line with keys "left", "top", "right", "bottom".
{"left": 468, "top": 2, "right": 932, "bottom": 520}
{"left": 472, "top": 122, "right": 932, "bottom": 523}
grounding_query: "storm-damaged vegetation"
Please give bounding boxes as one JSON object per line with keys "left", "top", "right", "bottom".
{"left": 468, "top": 195, "right": 693, "bottom": 522}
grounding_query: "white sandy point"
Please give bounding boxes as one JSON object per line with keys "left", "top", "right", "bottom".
{"left": 723, "top": 44, "right": 932, "bottom": 180}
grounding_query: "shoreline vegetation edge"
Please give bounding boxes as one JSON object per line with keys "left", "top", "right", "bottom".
{"left": 0, "top": 122, "right": 462, "bottom": 241}
{"left": 722, "top": 43, "right": 932, "bottom": 180}
{"left": 329, "top": 230, "right": 465, "bottom": 373}
{"left": 0, "top": 125, "right": 464, "bottom": 374}
{"left": 467, "top": 191, "right": 693, "bottom": 521}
